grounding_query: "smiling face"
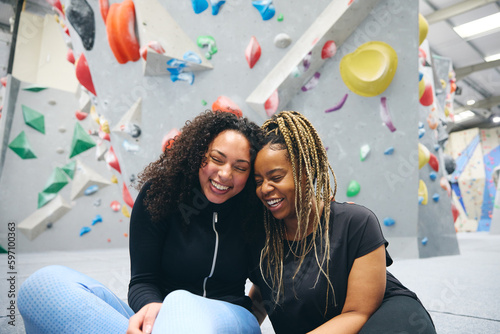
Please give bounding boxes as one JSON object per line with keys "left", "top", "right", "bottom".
{"left": 198, "top": 130, "right": 252, "bottom": 204}
{"left": 254, "top": 144, "right": 298, "bottom": 226}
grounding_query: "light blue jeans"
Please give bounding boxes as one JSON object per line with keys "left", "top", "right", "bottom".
{"left": 18, "top": 265, "right": 261, "bottom": 334}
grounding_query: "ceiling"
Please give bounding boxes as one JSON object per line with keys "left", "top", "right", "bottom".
{"left": 1, "top": 0, "right": 499, "bottom": 133}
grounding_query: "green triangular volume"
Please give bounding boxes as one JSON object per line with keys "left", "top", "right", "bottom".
{"left": 43, "top": 167, "right": 69, "bottom": 194}
{"left": 62, "top": 161, "right": 77, "bottom": 179}
{"left": 38, "top": 191, "right": 57, "bottom": 208}
{"left": 22, "top": 105, "right": 45, "bottom": 134}
{"left": 8, "top": 131, "right": 37, "bottom": 159}
{"left": 0, "top": 244, "right": 7, "bottom": 254}
{"left": 69, "top": 123, "right": 96, "bottom": 158}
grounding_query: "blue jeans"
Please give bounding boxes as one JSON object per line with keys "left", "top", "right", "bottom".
{"left": 18, "top": 265, "right": 261, "bottom": 334}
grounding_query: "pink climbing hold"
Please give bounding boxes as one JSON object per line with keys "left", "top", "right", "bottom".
{"left": 212, "top": 96, "right": 243, "bottom": 117}
{"left": 106, "top": 146, "right": 121, "bottom": 173}
{"left": 67, "top": 49, "right": 75, "bottom": 64}
{"left": 321, "top": 40, "right": 337, "bottom": 59}
{"left": 140, "top": 41, "right": 166, "bottom": 60}
{"left": 325, "top": 94, "right": 348, "bottom": 113}
{"left": 245, "top": 36, "right": 261, "bottom": 69}
{"left": 0, "top": 76, "right": 6, "bottom": 87}
{"left": 110, "top": 200, "right": 121, "bottom": 212}
{"left": 123, "top": 183, "right": 134, "bottom": 208}
{"left": 380, "top": 97, "right": 396, "bottom": 132}
{"left": 264, "top": 90, "right": 279, "bottom": 117}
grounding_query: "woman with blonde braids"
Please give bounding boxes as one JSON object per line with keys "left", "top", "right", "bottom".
{"left": 249, "top": 111, "right": 435, "bottom": 334}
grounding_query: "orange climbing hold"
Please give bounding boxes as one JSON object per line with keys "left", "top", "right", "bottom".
{"left": 162, "top": 128, "right": 181, "bottom": 152}
{"left": 106, "top": 0, "right": 140, "bottom": 64}
{"left": 75, "top": 53, "right": 97, "bottom": 96}
{"left": 212, "top": 96, "right": 243, "bottom": 117}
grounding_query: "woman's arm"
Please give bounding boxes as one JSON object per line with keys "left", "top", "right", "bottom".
{"left": 248, "top": 284, "right": 268, "bottom": 325}
{"left": 308, "top": 245, "right": 386, "bottom": 334}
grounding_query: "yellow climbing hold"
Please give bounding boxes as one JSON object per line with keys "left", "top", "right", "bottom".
{"left": 122, "top": 205, "right": 130, "bottom": 218}
{"left": 418, "top": 179, "right": 428, "bottom": 205}
{"left": 419, "top": 13, "right": 428, "bottom": 46}
{"left": 111, "top": 175, "right": 118, "bottom": 184}
{"left": 418, "top": 143, "right": 430, "bottom": 169}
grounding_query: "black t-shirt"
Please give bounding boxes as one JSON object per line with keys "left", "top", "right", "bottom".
{"left": 249, "top": 201, "right": 418, "bottom": 334}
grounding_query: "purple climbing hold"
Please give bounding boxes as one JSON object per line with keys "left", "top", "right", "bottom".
{"left": 325, "top": 94, "right": 348, "bottom": 113}
{"left": 301, "top": 72, "right": 320, "bottom": 92}
{"left": 380, "top": 97, "right": 396, "bottom": 132}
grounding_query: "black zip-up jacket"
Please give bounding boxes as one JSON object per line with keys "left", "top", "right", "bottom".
{"left": 128, "top": 183, "right": 253, "bottom": 312}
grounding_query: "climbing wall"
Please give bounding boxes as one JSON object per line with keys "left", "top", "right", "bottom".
{"left": 444, "top": 127, "right": 500, "bottom": 232}
{"left": 0, "top": 0, "right": 459, "bottom": 257}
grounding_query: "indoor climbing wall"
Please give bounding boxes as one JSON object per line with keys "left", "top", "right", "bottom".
{"left": 415, "top": 40, "right": 459, "bottom": 258}
{"left": 0, "top": 0, "right": 459, "bottom": 257}
{"left": 479, "top": 127, "right": 500, "bottom": 231}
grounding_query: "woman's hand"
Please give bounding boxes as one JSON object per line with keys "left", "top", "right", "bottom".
{"left": 127, "top": 302, "right": 163, "bottom": 334}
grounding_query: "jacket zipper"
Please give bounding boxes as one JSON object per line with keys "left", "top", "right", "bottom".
{"left": 203, "top": 212, "right": 219, "bottom": 297}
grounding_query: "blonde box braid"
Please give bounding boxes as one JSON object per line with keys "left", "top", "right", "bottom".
{"left": 259, "top": 111, "right": 338, "bottom": 312}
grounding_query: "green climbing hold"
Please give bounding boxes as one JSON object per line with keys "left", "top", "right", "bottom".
{"left": 62, "top": 160, "right": 77, "bottom": 179}
{"left": 23, "top": 86, "right": 47, "bottom": 92}
{"left": 201, "top": 99, "right": 208, "bottom": 106}
{"left": 38, "top": 191, "right": 57, "bottom": 208}
{"left": 22, "top": 105, "right": 45, "bottom": 134}
{"left": 197, "top": 35, "right": 218, "bottom": 60}
{"left": 360, "top": 144, "right": 370, "bottom": 161}
{"left": 43, "top": 167, "right": 69, "bottom": 193}
{"left": 8, "top": 131, "right": 37, "bottom": 159}
{"left": 69, "top": 122, "right": 96, "bottom": 158}
{"left": 277, "top": 14, "right": 284, "bottom": 21}
{"left": 346, "top": 180, "right": 360, "bottom": 197}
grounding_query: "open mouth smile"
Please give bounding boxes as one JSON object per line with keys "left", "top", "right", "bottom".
{"left": 211, "top": 180, "right": 230, "bottom": 191}
{"left": 266, "top": 198, "right": 284, "bottom": 207}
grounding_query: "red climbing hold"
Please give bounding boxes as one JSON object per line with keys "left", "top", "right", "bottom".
{"left": 75, "top": 53, "right": 97, "bottom": 96}
{"left": 212, "top": 96, "right": 243, "bottom": 117}
{"left": 245, "top": 36, "right": 261, "bottom": 69}
{"left": 428, "top": 153, "right": 439, "bottom": 172}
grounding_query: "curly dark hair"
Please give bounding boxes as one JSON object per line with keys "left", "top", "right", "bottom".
{"left": 136, "top": 110, "right": 263, "bottom": 226}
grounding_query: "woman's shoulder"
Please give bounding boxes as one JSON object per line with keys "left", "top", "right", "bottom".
{"left": 329, "top": 201, "right": 378, "bottom": 223}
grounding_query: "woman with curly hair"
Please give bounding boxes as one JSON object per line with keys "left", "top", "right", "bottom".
{"left": 18, "top": 111, "right": 264, "bottom": 334}
{"left": 249, "top": 111, "right": 436, "bottom": 334}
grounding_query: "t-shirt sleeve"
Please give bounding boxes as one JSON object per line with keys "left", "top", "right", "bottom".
{"left": 345, "top": 204, "right": 387, "bottom": 260}
{"left": 127, "top": 182, "right": 168, "bottom": 312}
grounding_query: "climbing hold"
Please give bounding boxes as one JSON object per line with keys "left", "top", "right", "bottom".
{"left": 383, "top": 217, "right": 395, "bottom": 226}
{"left": 274, "top": 33, "right": 292, "bottom": 48}
{"left": 418, "top": 180, "right": 428, "bottom": 205}
{"left": 325, "top": 94, "right": 348, "bottom": 113}
{"left": 419, "top": 83, "right": 433, "bottom": 106}
{"left": 427, "top": 114, "right": 438, "bottom": 130}
{"left": 111, "top": 175, "right": 118, "bottom": 184}
{"left": 66, "top": 49, "right": 75, "bottom": 64}
{"left": 380, "top": 97, "right": 396, "bottom": 132}
{"left": 92, "top": 214, "right": 103, "bottom": 225}
{"left": 66, "top": 0, "right": 95, "bottom": 50}
{"left": 360, "top": 144, "right": 370, "bottom": 161}
{"left": 418, "top": 121, "right": 424, "bottom": 129}
{"left": 183, "top": 51, "right": 202, "bottom": 64}
{"left": 105, "top": 146, "right": 121, "bottom": 174}
{"left": 140, "top": 41, "right": 165, "bottom": 60}
{"left": 428, "top": 153, "right": 439, "bottom": 172}
{"left": 301, "top": 72, "right": 321, "bottom": 92}
{"left": 191, "top": 0, "right": 209, "bottom": 14}
{"left": 418, "top": 13, "right": 428, "bottom": 46}
{"left": 302, "top": 52, "right": 312, "bottom": 72}
{"left": 384, "top": 147, "right": 394, "bottom": 155}
{"left": 212, "top": 96, "right": 243, "bottom": 117}
{"left": 75, "top": 110, "right": 88, "bottom": 120}
{"left": 38, "top": 191, "right": 57, "bottom": 208}
{"left": 123, "top": 139, "right": 140, "bottom": 152}
{"left": 110, "top": 200, "right": 121, "bottom": 212}
{"left": 162, "top": 128, "right": 181, "bottom": 152}
{"left": 123, "top": 183, "right": 134, "bottom": 208}
{"left": 346, "top": 180, "right": 360, "bottom": 197}
{"left": 84, "top": 185, "right": 99, "bottom": 196}
{"left": 418, "top": 143, "right": 430, "bottom": 169}
{"left": 69, "top": 122, "right": 96, "bottom": 158}
{"left": 122, "top": 205, "right": 131, "bottom": 218}
{"left": 79, "top": 226, "right": 91, "bottom": 236}
{"left": 130, "top": 174, "right": 136, "bottom": 183}
{"left": 264, "top": 90, "right": 279, "bottom": 117}
{"left": 434, "top": 144, "right": 440, "bottom": 152}
{"left": 56, "top": 147, "right": 64, "bottom": 154}
{"left": 23, "top": 86, "right": 47, "bottom": 92}
{"left": 245, "top": 36, "right": 261, "bottom": 69}
{"left": 429, "top": 171, "right": 437, "bottom": 181}
{"left": 277, "top": 13, "right": 283, "bottom": 21}
{"left": 340, "top": 41, "right": 398, "bottom": 97}
{"left": 201, "top": 100, "right": 208, "bottom": 106}
{"left": 8, "top": 131, "right": 37, "bottom": 159}
{"left": 106, "top": 0, "right": 140, "bottom": 64}
{"left": 444, "top": 154, "right": 456, "bottom": 174}
{"left": 99, "top": 0, "right": 109, "bottom": 22}
{"left": 421, "top": 237, "right": 428, "bottom": 245}
{"left": 321, "top": 40, "right": 337, "bottom": 59}
{"left": 432, "top": 193, "right": 440, "bottom": 202}
{"left": 252, "top": 0, "right": 275, "bottom": 21}
{"left": 75, "top": 53, "right": 97, "bottom": 95}
{"left": 419, "top": 128, "right": 425, "bottom": 138}
{"left": 22, "top": 105, "right": 45, "bottom": 134}
{"left": 451, "top": 202, "right": 459, "bottom": 222}
{"left": 210, "top": 0, "right": 225, "bottom": 15}
{"left": 43, "top": 167, "right": 68, "bottom": 194}
{"left": 94, "top": 199, "right": 101, "bottom": 207}
{"left": 419, "top": 73, "right": 425, "bottom": 99}
{"left": 197, "top": 36, "right": 217, "bottom": 59}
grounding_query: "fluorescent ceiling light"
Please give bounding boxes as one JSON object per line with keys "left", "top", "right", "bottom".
{"left": 453, "top": 12, "right": 500, "bottom": 39}
{"left": 493, "top": 116, "right": 500, "bottom": 123}
{"left": 485, "top": 53, "right": 500, "bottom": 62}
{"left": 453, "top": 110, "right": 475, "bottom": 123}
{"left": 466, "top": 99, "right": 475, "bottom": 105}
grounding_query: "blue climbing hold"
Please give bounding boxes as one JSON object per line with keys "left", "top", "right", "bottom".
{"left": 434, "top": 144, "right": 440, "bottom": 151}
{"left": 421, "top": 237, "right": 428, "bottom": 245}
{"left": 92, "top": 214, "right": 103, "bottom": 225}
{"left": 383, "top": 217, "right": 395, "bottom": 226}
{"left": 384, "top": 147, "right": 394, "bottom": 155}
{"left": 419, "top": 128, "right": 426, "bottom": 138}
{"left": 252, "top": 0, "right": 275, "bottom": 20}
{"left": 210, "top": 0, "right": 225, "bottom": 15}
{"left": 418, "top": 121, "right": 424, "bottom": 129}
{"left": 171, "top": 72, "right": 195, "bottom": 85}
{"left": 429, "top": 171, "right": 437, "bottom": 181}
{"left": 191, "top": 0, "right": 209, "bottom": 14}
{"left": 183, "top": 51, "right": 202, "bottom": 64}
{"left": 418, "top": 196, "right": 424, "bottom": 204}
{"left": 84, "top": 185, "right": 98, "bottom": 196}
{"left": 432, "top": 193, "right": 440, "bottom": 202}
{"left": 79, "top": 226, "right": 91, "bottom": 236}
